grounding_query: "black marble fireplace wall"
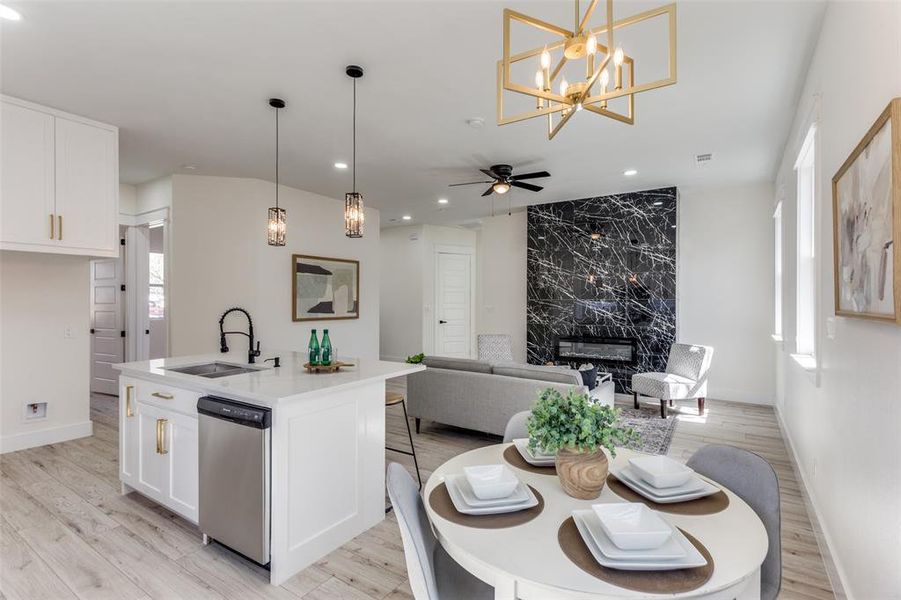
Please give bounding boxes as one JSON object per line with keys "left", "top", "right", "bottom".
{"left": 527, "top": 187, "right": 677, "bottom": 393}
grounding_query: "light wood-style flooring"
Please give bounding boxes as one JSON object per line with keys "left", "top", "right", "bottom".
{"left": 0, "top": 384, "right": 834, "bottom": 600}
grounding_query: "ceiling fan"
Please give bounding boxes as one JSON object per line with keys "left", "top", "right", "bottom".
{"left": 449, "top": 164, "right": 550, "bottom": 197}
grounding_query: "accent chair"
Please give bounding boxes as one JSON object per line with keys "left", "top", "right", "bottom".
{"left": 631, "top": 342, "right": 714, "bottom": 418}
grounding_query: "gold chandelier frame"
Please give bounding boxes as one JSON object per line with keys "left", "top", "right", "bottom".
{"left": 497, "top": 0, "right": 677, "bottom": 139}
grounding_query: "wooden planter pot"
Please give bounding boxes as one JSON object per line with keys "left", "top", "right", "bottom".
{"left": 555, "top": 446, "right": 609, "bottom": 500}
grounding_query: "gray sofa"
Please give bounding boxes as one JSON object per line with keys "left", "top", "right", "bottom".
{"left": 406, "top": 356, "right": 615, "bottom": 437}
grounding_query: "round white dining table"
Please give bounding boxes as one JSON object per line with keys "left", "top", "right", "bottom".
{"left": 424, "top": 444, "right": 768, "bottom": 600}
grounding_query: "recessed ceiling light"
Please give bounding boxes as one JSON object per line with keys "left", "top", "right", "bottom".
{"left": 623, "top": 169, "right": 638, "bottom": 176}
{"left": 182, "top": 163, "right": 197, "bottom": 170}
{"left": 466, "top": 117, "right": 485, "bottom": 129}
{"left": 0, "top": 4, "right": 22, "bottom": 20}
{"left": 334, "top": 162, "right": 348, "bottom": 169}
{"left": 402, "top": 215, "right": 412, "bottom": 221}
{"left": 438, "top": 198, "right": 449, "bottom": 204}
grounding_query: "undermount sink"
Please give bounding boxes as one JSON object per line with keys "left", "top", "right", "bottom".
{"left": 165, "top": 362, "right": 265, "bottom": 379}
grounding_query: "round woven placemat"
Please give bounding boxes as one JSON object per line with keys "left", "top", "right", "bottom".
{"left": 428, "top": 482, "right": 544, "bottom": 528}
{"left": 606, "top": 474, "right": 729, "bottom": 516}
{"left": 503, "top": 444, "right": 557, "bottom": 475}
{"left": 558, "top": 517, "right": 714, "bottom": 593}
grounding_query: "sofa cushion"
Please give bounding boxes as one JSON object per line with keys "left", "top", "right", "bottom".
{"left": 422, "top": 356, "right": 492, "bottom": 374}
{"left": 492, "top": 363, "right": 582, "bottom": 386}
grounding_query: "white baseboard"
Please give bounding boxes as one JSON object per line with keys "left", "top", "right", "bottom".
{"left": 0, "top": 420, "right": 94, "bottom": 454}
{"left": 708, "top": 386, "right": 774, "bottom": 405}
{"left": 774, "top": 406, "right": 849, "bottom": 600}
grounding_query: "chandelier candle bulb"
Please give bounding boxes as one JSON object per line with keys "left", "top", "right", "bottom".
{"left": 614, "top": 46, "right": 624, "bottom": 90}
{"left": 540, "top": 47, "right": 551, "bottom": 70}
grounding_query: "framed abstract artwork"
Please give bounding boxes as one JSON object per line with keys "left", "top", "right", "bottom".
{"left": 292, "top": 254, "right": 360, "bottom": 322}
{"left": 832, "top": 98, "right": 901, "bottom": 324}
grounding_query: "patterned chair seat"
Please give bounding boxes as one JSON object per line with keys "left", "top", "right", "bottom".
{"left": 631, "top": 372, "right": 697, "bottom": 400}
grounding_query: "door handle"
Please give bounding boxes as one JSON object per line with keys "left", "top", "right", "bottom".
{"left": 151, "top": 392, "right": 174, "bottom": 400}
{"left": 50, "top": 214, "right": 55, "bottom": 239}
{"left": 125, "top": 385, "right": 134, "bottom": 418}
{"left": 439, "top": 320, "right": 447, "bottom": 324}
{"left": 58, "top": 215, "right": 63, "bottom": 241}
{"left": 156, "top": 418, "right": 169, "bottom": 454}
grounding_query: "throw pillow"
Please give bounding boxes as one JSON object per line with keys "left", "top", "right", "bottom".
{"left": 578, "top": 363, "right": 599, "bottom": 390}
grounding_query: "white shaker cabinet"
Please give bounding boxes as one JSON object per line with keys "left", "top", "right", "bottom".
{"left": 118, "top": 376, "right": 200, "bottom": 523}
{"left": 1, "top": 95, "right": 118, "bottom": 257}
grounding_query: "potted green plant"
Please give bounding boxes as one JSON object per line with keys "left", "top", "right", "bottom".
{"left": 527, "top": 388, "right": 637, "bottom": 500}
{"left": 405, "top": 353, "right": 425, "bottom": 364}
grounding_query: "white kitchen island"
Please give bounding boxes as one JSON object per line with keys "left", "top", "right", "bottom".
{"left": 113, "top": 351, "right": 424, "bottom": 585}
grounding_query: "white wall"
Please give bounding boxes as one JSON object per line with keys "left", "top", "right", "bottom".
{"left": 678, "top": 184, "right": 775, "bottom": 404}
{"left": 476, "top": 212, "right": 528, "bottom": 363}
{"left": 774, "top": 3, "right": 901, "bottom": 598}
{"left": 378, "top": 224, "right": 477, "bottom": 361}
{"left": 169, "top": 175, "right": 380, "bottom": 360}
{"left": 119, "top": 183, "right": 137, "bottom": 217}
{"left": 0, "top": 251, "right": 93, "bottom": 452}
{"left": 136, "top": 176, "right": 172, "bottom": 214}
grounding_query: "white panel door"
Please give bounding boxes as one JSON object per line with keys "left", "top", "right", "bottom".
{"left": 91, "top": 255, "right": 124, "bottom": 395}
{"left": 165, "top": 411, "right": 198, "bottom": 522}
{"left": 0, "top": 101, "right": 55, "bottom": 245}
{"left": 435, "top": 252, "right": 472, "bottom": 358}
{"left": 137, "top": 402, "right": 168, "bottom": 498}
{"left": 54, "top": 116, "right": 117, "bottom": 253}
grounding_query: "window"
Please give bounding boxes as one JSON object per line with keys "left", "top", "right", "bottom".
{"left": 773, "top": 201, "right": 783, "bottom": 340}
{"left": 149, "top": 251, "right": 164, "bottom": 319}
{"left": 794, "top": 125, "right": 817, "bottom": 364}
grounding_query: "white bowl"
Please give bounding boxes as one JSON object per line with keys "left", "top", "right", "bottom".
{"left": 592, "top": 503, "right": 673, "bottom": 550}
{"left": 629, "top": 455, "right": 694, "bottom": 489}
{"left": 463, "top": 465, "right": 519, "bottom": 500}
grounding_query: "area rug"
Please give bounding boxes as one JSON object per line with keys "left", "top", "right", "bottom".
{"left": 617, "top": 407, "right": 678, "bottom": 455}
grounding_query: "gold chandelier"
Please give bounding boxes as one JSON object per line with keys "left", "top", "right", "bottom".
{"left": 497, "top": 0, "right": 677, "bottom": 140}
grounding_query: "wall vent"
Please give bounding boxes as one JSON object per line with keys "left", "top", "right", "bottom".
{"left": 695, "top": 153, "right": 713, "bottom": 167}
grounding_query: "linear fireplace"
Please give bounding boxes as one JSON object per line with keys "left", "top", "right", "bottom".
{"left": 556, "top": 337, "right": 637, "bottom": 365}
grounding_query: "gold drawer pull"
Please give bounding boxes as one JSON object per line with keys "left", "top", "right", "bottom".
{"left": 125, "top": 385, "right": 134, "bottom": 418}
{"left": 58, "top": 215, "right": 63, "bottom": 240}
{"left": 151, "top": 392, "right": 174, "bottom": 400}
{"left": 156, "top": 418, "right": 169, "bottom": 454}
{"left": 50, "top": 214, "right": 55, "bottom": 239}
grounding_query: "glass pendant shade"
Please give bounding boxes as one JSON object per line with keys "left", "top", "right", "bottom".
{"left": 344, "top": 193, "right": 364, "bottom": 238}
{"left": 268, "top": 206, "right": 286, "bottom": 246}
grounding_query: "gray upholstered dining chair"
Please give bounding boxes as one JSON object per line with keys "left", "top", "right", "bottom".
{"left": 632, "top": 342, "right": 714, "bottom": 418}
{"left": 687, "top": 445, "right": 781, "bottom": 600}
{"left": 386, "top": 463, "right": 493, "bottom": 600}
{"left": 503, "top": 410, "right": 530, "bottom": 443}
{"left": 477, "top": 334, "right": 514, "bottom": 362}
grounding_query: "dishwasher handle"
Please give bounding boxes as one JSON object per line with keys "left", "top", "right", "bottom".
{"left": 197, "top": 396, "right": 271, "bottom": 429}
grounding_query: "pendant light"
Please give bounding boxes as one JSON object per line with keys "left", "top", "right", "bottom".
{"left": 267, "top": 98, "right": 287, "bottom": 246}
{"left": 344, "top": 65, "right": 364, "bottom": 238}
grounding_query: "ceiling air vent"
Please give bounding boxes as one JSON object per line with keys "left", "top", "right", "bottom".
{"left": 695, "top": 153, "right": 713, "bottom": 167}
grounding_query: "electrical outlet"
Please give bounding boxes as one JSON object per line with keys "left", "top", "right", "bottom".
{"left": 24, "top": 402, "right": 47, "bottom": 420}
{"left": 64, "top": 326, "right": 74, "bottom": 339}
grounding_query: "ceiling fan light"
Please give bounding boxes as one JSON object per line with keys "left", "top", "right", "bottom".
{"left": 493, "top": 182, "right": 511, "bottom": 195}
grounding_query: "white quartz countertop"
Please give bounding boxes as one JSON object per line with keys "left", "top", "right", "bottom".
{"left": 112, "top": 351, "right": 425, "bottom": 407}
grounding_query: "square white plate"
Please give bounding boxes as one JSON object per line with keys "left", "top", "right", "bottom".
{"left": 454, "top": 473, "right": 531, "bottom": 507}
{"left": 615, "top": 467, "right": 719, "bottom": 503}
{"left": 513, "top": 439, "right": 556, "bottom": 467}
{"left": 629, "top": 455, "right": 695, "bottom": 488}
{"left": 621, "top": 466, "right": 706, "bottom": 498}
{"left": 573, "top": 509, "right": 685, "bottom": 560}
{"left": 572, "top": 510, "right": 707, "bottom": 570}
{"left": 592, "top": 503, "right": 673, "bottom": 550}
{"left": 445, "top": 475, "right": 538, "bottom": 515}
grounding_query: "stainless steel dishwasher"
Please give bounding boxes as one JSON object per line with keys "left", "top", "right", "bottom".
{"left": 197, "top": 396, "right": 271, "bottom": 565}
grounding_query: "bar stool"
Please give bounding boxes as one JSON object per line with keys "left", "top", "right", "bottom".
{"left": 385, "top": 391, "right": 422, "bottom": 490}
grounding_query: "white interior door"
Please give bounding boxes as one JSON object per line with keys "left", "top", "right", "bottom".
{"left": 90, "top": 253, "right": 124, "bottom": 395}
{"left": 435, "top": 252, "right": 472, "bottom": 358}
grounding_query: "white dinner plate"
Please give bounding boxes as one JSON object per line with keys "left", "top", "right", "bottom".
{"left": 454, "top": 473, "right": 531, "bottom": 507}
{"left": 572, "top": 510, "right": 707, "bottom": 570}
{"left": 621, "top": 465, "right": 706, "bottom": 497}
{"left": 573, "top": 509, "right": 685, "bottom": 560}
{"left": 614, "top": 467, "right": 720, "bottom": 503}
{"left": 512, "top": 439, "right": 556, "bottom": 467}
{"left": 444, "top": 475, "right": 539, "bottom": 515}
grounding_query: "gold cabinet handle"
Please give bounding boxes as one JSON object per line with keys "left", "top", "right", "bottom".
{"left": 151, "top": 392, "right": 174, "bottom": 400}
{"left": 50, "top": 214, "right": 55, "bottom": 239}
{"left": 58, "top": 215, "right": 63, "bottom": 240}
{"left": 125, "top": 385, "right": 134, "bottom": 418}
{"left": 156, "top": 418, "right": 169, "bottom": 454}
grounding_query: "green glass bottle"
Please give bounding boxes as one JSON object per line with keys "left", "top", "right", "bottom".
{"left": 308, "top": 329, "right": 320, "bottom": 366}
{"left": 320, "top": 329, "right": 332, "bottom": 366}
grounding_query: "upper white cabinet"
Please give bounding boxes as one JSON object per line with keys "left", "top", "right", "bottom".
{"left": 1, "top": 95, "right": 118, "bottom": 257}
